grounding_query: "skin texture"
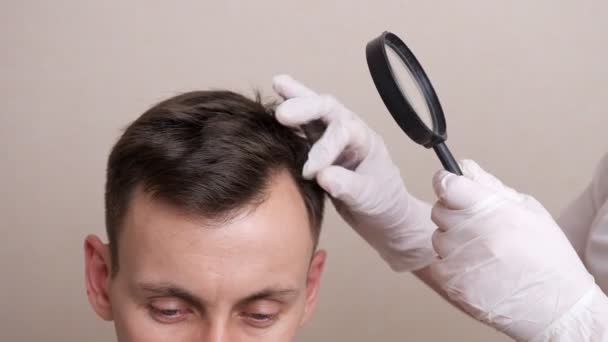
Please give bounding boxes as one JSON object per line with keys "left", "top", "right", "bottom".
{"left": 84, "top": 170, "right": 326, "bottom": 342}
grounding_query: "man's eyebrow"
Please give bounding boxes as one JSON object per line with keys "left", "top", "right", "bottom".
{"left": 133, "top": 282, "right": 300, "bottom": 307}
{"left": 241, "top": 287, "right": 300, "bottom": 303}
{"left": 133, "top": 282, "right": 205, "bottom": 310}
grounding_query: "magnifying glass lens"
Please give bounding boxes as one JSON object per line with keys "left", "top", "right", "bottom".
{"left": 366, "top": 31, "right": 462, "bottom": 175}
{"left": 385, "top": 44, "right": 434, "bottom": 130}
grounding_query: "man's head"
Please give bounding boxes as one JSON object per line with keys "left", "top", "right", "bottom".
{"left": 84, "top": 91, "right": 326, "bottom": 341}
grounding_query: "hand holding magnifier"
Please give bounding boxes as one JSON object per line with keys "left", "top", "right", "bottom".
{"left": 366, "top": 31, "right": 462, "bottom": 175}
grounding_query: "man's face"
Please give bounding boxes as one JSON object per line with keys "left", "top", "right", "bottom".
{"left": 85, "top": 170, "right": 326, "bottom": 342}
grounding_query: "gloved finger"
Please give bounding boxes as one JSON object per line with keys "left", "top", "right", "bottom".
{"left": 460, "top": 160, "right": 501, "bottom": 189}
{"left": 432, "top": 227, "right": 454, "bottom": 258}
{"left": 303, "top": 118, "right": 369, "bottom": 179}
{"left": 431, "top": 201, "right": 508, "bottom": 258}
{"left": 272, "top": 74, "right": 317, "bottom": 99}
{"left": 431, "top": 208, "right": 493, "bottom": 257}
{"left": 432, "top": 170, "right": 496, "bottom": 210}
{"left": 315, "top": 165, "right": 368, "bottom": 207}
{"left": 274, "top": 94, "right": 350, "bottom": 128}
{"left": 460, "top": 159, "right": 523, "bottom": 202}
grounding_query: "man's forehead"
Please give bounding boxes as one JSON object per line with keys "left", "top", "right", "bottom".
{"left": 117, "top": 170, "right": 314, "bottom": 278}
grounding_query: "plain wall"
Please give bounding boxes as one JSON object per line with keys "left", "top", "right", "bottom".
{"left": 2, "top": 1, "right": 608, "bottom": 341}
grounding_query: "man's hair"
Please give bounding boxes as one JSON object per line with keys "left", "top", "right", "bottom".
{"left": 105, "top": 90, "right": 326, "bottom": 274}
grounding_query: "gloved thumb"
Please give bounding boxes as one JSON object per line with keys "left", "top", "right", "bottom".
{"left": 432, "top": 170, "right": 495, "bottom": 210}
{"left": 316, "top": 165, "right": 367, "bottom": 207}
{"left": 431, "top": 163, "right": 506, "bottom": 253}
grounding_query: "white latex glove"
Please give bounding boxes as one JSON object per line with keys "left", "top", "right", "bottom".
{"left": 558, "top": 153, "right": 608, "bottom": 291}
{"left": 430, "top": 160, "right": 608, "bottom": 342}
{"left": 272, "top": 74, "right": 436, "bottom": 271}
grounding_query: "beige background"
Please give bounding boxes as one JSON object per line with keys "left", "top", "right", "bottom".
{"left": 2, "top": 1, "right": 608, "bottom": 341}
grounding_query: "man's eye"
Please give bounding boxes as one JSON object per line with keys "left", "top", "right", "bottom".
{"left": 148, "top": 303, "right": 191, "bottom": 324}
{"left": 241, "top": 312, "right": 278, "bottom": 328}
{"left": 157, "top": 308, "right": 180, "bottom": 317}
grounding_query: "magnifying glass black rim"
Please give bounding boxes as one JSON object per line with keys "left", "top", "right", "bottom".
{"left": 366, "top": 31, "right": 446, "bottom": 148}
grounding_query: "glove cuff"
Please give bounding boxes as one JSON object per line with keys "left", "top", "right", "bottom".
{"left": 527, "top": 284, "right": 608, "bottom": 342}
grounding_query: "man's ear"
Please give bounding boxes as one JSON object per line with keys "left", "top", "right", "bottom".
{"left": 84, "top": 234, "right": 113, "bottom": 321}
{"left": 300, "top": 249, "right": 327, "bottom": 326}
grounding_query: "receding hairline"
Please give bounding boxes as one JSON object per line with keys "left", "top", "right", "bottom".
{"left": 114, "top": 166, "right": 320, "bottom": 250}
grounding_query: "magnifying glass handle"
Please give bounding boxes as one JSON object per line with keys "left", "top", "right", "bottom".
{"left": 433, "top": 142, "right": 462, "bottom": 175}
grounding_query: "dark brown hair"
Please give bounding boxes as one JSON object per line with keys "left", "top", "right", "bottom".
{"left": 105, "top": 90, "right": 325, "bottom": 274}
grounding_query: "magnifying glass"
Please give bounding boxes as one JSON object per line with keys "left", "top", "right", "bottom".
{"left": 366, "top": 31, "right": 462, "bottom": 175}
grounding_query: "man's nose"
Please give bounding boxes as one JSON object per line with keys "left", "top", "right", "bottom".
{"left": 196, "top": 321, "right": 231, "bottom": 342}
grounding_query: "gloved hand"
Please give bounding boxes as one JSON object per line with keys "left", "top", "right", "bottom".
{"left": 272, "top": 74, "right": 436, "bottom": 272}
{"left": 430, "top": 160, "right": 608, "bottom": 342}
